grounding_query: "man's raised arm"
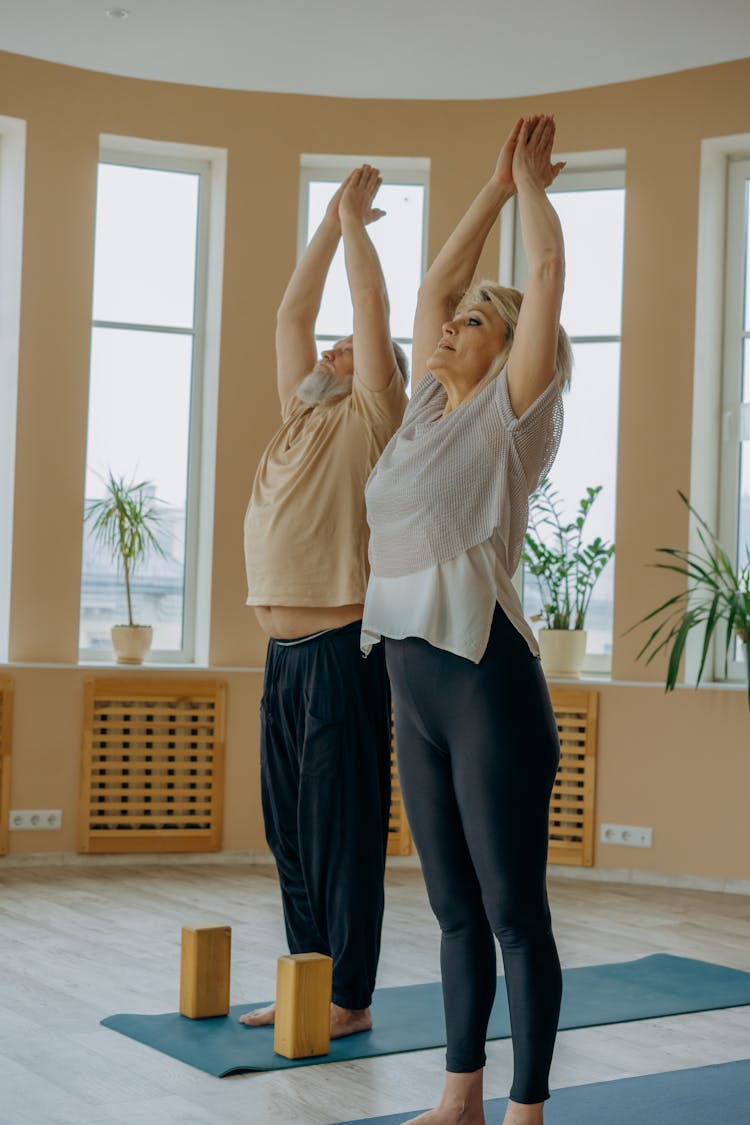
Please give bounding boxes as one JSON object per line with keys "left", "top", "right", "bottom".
{"left": 275, "top": 174, "right": 353, "bottom": 406}
{"left": 339, "top": 166, "right": 398, "bottom": 392}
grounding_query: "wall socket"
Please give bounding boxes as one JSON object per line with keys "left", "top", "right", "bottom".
{"left": 9, "top": 809, "right": 63, "bottom": 831}
{"left": 600, "top": 823, "right": 653, "bottom": 848}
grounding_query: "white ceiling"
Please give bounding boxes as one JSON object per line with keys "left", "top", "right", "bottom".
{"left": 2, "top": 0, "right": 750, "bottom": 101}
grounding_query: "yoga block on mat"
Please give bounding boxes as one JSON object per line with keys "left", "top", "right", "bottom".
{"left": 180, "top": 926, "right": 231, "bottom": 1019}
{"left": 274, "top": 953, "right": 333, "bottom": 1059}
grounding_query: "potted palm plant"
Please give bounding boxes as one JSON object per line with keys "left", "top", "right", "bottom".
{"left": 84, "top": 471, "right": 167, "bottom": 665}
{"left": 522, "top": 480, "right": 615, "bottom": 677}
{"left": 629, "top": 491, "right": 750, "bottom": 705}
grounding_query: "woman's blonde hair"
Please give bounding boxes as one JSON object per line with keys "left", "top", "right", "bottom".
{"left": 457, "top": 280, "right": 573, "bottom": 394}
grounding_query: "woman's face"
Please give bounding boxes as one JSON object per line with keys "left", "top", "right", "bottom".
{"left": 429, "top": 302, "right": 508, "bottom": 388}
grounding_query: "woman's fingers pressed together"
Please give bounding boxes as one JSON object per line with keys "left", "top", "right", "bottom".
{"left": 513, "top": 114, "right": 561, "bottom": 189}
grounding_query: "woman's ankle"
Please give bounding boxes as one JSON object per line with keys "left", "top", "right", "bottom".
{"left": 502, "top": 1099, "right": 544, "bottom": 1125}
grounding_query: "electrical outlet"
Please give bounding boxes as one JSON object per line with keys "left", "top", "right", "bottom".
{"left": 600, "top": 823, "right": 653, "bottom": 848}
{"left": 9, "top": 809, "right": 63, "bottom": 831}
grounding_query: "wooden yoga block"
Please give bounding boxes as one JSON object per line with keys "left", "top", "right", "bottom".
{"left": 180, "top": 925, "right": 231, "bottom": 1019}
{"left": 274, "top": 952, "right": 333, "bottom": 1059}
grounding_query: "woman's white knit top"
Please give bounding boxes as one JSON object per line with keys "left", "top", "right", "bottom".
{"left": 362, "top": 367, "right": 563, "bottom": 663}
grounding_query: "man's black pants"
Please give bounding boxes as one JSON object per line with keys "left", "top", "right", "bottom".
{"left": 260, "top": 621, "right": 391, "bottom": 1010}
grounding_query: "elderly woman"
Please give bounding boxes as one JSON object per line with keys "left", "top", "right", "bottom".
{"left": 362, "top": 116, "right": 572, "bottom": 1125}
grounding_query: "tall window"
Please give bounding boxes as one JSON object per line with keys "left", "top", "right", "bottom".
{"left": 80, "top": 150, "right": 211, "bottom": 662}
{"left": 508, "top": 161, "right": 625, "bottom": 672}
{"left": 0, "top": 116, "right": 26, "bottom": 663}
{"left": 718, "top": 156, "right": 750, "bottom": 680}
{"left": 299, "top": 156, "right": 429, "bottom": 386}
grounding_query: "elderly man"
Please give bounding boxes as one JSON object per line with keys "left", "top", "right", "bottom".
{"left": 242, "top": 166, "right": 408, "bottom": 1037}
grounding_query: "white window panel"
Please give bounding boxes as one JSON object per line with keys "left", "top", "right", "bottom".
{"left": 554, "top": 187, "right": 625, "bottom": 339}
{"left": 80, "top": 148, "right": 214, "bottom": 663}
{"left": 92, "top": 163, "right": 199, "bottom": 329}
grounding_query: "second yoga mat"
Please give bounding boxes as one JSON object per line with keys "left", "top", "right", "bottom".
{"left": 331, "top": 1058, "right": 750, "bottom": 1125}
{"left": 101, "top": 953, "right": 750, "bottom": 1077}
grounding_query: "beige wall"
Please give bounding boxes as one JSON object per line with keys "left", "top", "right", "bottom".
{"left": 1, "top": 51, "right": 749, "bottom": 878}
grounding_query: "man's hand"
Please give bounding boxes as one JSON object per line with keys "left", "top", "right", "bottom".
{"left": 492, "top": 117, "right": 524, "bottom": 193}
{"left": 339, "top": 165, "right": 386, "bottom": 228}
{"left": 322, "top": 170, "right": 356, "bottom": 229}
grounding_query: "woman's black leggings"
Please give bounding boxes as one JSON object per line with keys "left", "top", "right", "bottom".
{"left": 384, "top": 606, "right": 562, "bottom": 1105}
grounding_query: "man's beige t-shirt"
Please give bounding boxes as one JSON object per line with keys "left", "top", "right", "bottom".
{"left": 244, "top": 370, "right": 407, "bottom": 607}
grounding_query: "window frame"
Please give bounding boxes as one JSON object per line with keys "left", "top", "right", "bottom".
{"left": 688, "top": 136, "right": 750, "bottom": 688}
{"left": 716, "top": 154, "right": 750, "bottom": 683}
{"left": 79, "top": 142, "right": 222, "bottom": 666}
{"left": 0, "top": 116, "right": 26, "bottom": 664}
{"left": 500, "top": 152, "right": 626, "bottom": 678}
{"left": 298, "top": 154, "right": 430, "bottom": 372}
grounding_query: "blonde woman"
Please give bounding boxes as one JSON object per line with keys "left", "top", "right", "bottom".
{"left": 362, "top": 117, "right": 571, "bottom": 1125}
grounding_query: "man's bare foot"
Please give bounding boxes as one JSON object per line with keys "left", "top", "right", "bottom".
{"left": 238, "top": 1001, "right": 372, "bottom": 1037}
{"left": 239, "top": 1002, "right": 276, "bottom": 1026}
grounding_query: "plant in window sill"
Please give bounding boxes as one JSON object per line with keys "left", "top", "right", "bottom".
{"left": 628, "top": 491, "right": 750, "bottom": 706}
{"left": 84, "top": 470, "right": 168, "bottom": 665}
{"left": 522, "top": 480, "right": 615, "bottom": 678}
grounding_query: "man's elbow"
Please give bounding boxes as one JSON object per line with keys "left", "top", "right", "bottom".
{"left": 276, "top": 302, "right": 308, "bottom": 330}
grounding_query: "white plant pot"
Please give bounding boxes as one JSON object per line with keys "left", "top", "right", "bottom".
{"left": 538, "top": 629, "right": 587, "bottom": 679}
{"left": 111, "top": 625, "right": 153, "bottom": 665}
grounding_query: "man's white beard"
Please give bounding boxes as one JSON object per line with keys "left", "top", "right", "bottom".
{"left": 295, "top": 369, "right": 353, "bottom": 406}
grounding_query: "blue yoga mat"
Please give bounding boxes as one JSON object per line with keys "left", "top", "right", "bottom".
{"left": 331, "top": 1058, "right": 750, "bottom": 1124}
{"left": 101, "top": 954, "right": 750, "bottom": 1077}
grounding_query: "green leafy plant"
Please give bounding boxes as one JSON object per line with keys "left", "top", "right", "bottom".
{"left": 84, "top": 471, "right": 167, "bottom": 627}
{"left": 629, "top": 491, "right": 750, "bottom": 705}
{"left": 522, "top": 480, "right": 615, "bottom": 631}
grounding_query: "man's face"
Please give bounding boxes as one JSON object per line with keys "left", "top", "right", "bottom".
{"left": 295, "top": 336, "right": 355, "bottom": 406}
{"left": 315, "top": 337, "right": 354, "bottom": 381}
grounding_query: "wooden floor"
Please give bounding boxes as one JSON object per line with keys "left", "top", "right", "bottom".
{"left": 1, "top": 862, "right": 749, "bottom": 1124}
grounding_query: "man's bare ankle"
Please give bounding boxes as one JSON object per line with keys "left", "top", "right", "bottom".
{"left": 329, "top": 1002, "right": 372, "bottom": 1038}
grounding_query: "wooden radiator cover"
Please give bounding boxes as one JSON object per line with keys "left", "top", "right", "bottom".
{"left": 547, "top": 687, "right": 598, "bottom": 867}
{"left": 386, "top": 687, "right": 598, "bottom": 866}
{"left": 79, "top": 678, "right": 226, "bottom": 855}
{"left": 0, "top": 677, "right": 13, "bottom": 856}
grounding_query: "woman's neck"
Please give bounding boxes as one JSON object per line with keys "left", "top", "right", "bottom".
{"left": 436, "top": 372, "right": 486, "bottom": 416}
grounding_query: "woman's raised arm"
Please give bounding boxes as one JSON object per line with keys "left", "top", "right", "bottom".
{"left": 506, "top": 116, "right": 566, "bottom": 417}
{"left": 410, "top": 120, "right": 524, "bottom": 389}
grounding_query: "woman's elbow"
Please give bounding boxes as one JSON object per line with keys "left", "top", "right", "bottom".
{"left": 530, "top": 254, "right": 565, "bottom": 288}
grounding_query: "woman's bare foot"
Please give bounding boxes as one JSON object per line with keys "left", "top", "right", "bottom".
{"left": 405, "top": 1070, "right": 485, "bottom": 1124}
{"left": 238, "top": 1001, "right": 372, "bottom": 1037}
{"left": 501, "top": 1101, "right": 543, "bottom": 1125}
